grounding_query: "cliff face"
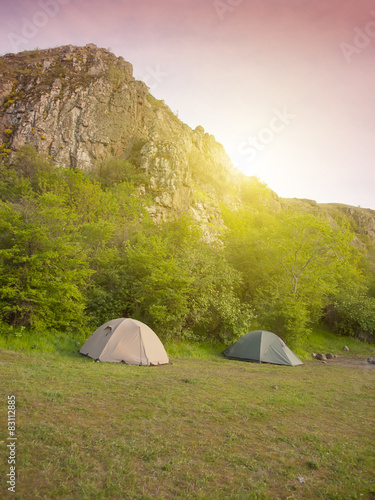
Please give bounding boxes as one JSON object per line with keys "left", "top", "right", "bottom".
{"left": 1, "top": 44, "right": 374, "bottom": 252}
{"left": 0, "top": 43, "right": 241, "bottom": 225}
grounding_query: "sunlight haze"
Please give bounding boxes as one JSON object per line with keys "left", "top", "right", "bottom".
{"left": 1, "top": 0, "right": 374, "bottom": 208}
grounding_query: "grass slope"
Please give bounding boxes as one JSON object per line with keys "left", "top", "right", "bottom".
{"left": 1, "top": 340, "right": 374, "bottom": 499}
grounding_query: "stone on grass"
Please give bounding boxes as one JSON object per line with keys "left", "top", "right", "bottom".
{"left": 316, "top": 353, "right": 327, "bottom": 361}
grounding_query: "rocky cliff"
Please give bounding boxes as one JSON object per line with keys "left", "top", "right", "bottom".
{"left": 0, "top": 43, "right": 241, "bottom": 227}
{"left": 1, "top": 44, "right": 374, "bottom": 252}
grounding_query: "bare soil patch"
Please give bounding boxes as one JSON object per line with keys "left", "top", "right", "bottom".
{"left": 317, "top": 355, "right": 375, "bottom": 369}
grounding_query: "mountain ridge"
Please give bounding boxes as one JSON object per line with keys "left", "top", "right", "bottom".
{"left": 0, "top": 43, "right": 243, "bottom": 232}
{"left": 0, "top": 43, "right": 374, "bottom": 247}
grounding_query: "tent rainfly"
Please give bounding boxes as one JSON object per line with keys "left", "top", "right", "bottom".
{"left": 223, "top": 330, "right": 303, "bottom": 366}
{"left": 79, "top": 318, "right": 169, "bottom": 366}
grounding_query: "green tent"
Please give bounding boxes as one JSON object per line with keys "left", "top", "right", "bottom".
{"left": 223, "top": 330, "right": 303, "bottom": 366}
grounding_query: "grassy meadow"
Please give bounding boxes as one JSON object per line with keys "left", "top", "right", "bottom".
{"left": 1, "top": 330, "right": 375, "bottom": 499}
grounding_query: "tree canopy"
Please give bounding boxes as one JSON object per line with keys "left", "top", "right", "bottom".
{"left": 0, "top": 147, "right": 373, "bottom": 346}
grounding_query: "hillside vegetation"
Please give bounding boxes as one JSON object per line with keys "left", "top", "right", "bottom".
{"left": 0, "top": 146, "right": 374, "bottom": 350}
{"left": 0, "top": 45, "right": 374, "bottom": 350}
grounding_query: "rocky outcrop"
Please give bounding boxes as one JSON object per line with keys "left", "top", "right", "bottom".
{"left": 281, "top": 198, "right": 375, "bottom": 269}
{"left": 0, "top": 43, "right": 242, "bottom": 226}
{"left": 0, "top": 44, "right": 139, "bottom": 168}
{"left": 320, "top": 203, "right": 375, "bottom": 243}
{"left": 1, "top": 44, "right": 373, "bottom": 246}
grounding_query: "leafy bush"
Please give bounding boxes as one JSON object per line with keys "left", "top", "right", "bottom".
{"left": 10, "top": 144, "right": 54, "bottom": 181}
{"left": 91, "top": 157, "right": 148, "bottom": 188}
{"left": 325, "top": 292, "right": 375, "bottom": 342}
{"left": 254, "top": 292, "right": 312, "bottom": 347}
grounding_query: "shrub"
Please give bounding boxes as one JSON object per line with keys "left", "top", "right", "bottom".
{"left": 92, "top": 157, "right": 148, "bottom": 188}
{"left": 10, "top": 144, "right": 54, "bottom": 179}
{"left": 325, "top": 293, "right": 375, "bottom": 342}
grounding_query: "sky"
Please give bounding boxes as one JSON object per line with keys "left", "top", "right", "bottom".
{"left": 1, "top": 0, "right": 375, "bottom": 209}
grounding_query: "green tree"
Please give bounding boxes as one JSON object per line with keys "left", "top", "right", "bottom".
{"left": 0, "top": 193, "right": 92, "bottom": 331}
{"left": 223, "top": 209, "right": 363, "bottom": 345}
{"left": 87, "top": 215, "right": 253, "bottom": 342}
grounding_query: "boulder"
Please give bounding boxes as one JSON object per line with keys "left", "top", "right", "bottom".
{"left": 367, "top": 357, "right": 375, "bottom": 365}
{"left": 343, "top": 346, "right": 350, "bottom": 351}
{"left": 316, "top": 353, "right": 327, "bottom": 361}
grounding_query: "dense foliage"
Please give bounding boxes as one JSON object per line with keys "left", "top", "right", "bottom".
{"left": 0, "top": 147, "right": 251, "bottom": 344}
{"left": 0, "top": 147, "right": 374, "bottom": 346}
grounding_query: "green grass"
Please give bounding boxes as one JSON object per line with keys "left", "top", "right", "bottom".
{"left": 298, "top": 323, "right": 373, "bottom": 359}
{"left": 1, "top": 327, "right": 374, "bottom": 499}
{"left": 0, "top": 325, "right": 87, "bottom": 356}
{"left": 164, "top": 340, "right": 227, "bottom": 360}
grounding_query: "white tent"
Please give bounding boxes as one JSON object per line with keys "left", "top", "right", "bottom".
{"left": 79, "top": 318, "right": 169, "bottom": 366}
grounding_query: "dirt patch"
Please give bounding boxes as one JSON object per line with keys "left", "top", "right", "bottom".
{"left": 316, "top": 355, "right": 375, "bottom": 369}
